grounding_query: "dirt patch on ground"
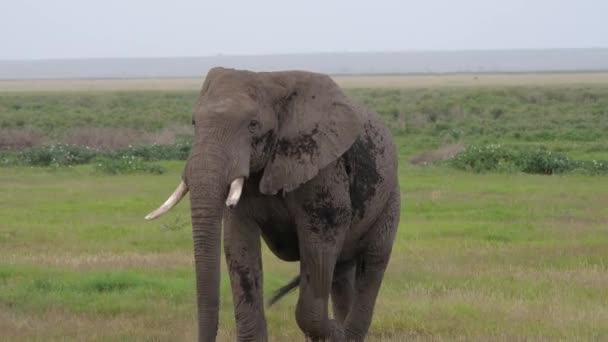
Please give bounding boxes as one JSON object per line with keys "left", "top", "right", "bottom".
{"left": 1, "top": 251, "right": 192, "bottom": 271}
{"left": 1, "top": 126, "right": 193, "bottom": 151}
{"left": 63, "top": 126, "right": 192, "bottom": 150}
{"left": 63, "top": 127, "right": 147, "bottom": 150}
{"left": 410, "top": 143, "right": 465, "bottom": 165}
{"left": 0, "top": 128, "right": 46, "bottom": 150}
{"left": 0, "top": 305, "right": 200, "bottom": 342}
{"left": 3, "top": 73, "right": 608, "bottom": 92}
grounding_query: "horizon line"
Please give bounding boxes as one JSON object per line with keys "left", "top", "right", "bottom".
{"left": 2, "top": 47, "right": 608, "bottom": 63}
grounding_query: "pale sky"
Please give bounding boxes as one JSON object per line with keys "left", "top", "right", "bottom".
{"left": 2, "top": 0, "right": 607, "bottom": 60}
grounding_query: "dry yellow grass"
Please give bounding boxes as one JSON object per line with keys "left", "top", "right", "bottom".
{"left": 2, "top": 72, "right": 608, "bottom": 92}
{"left": 336, "top": 72, "right": 608, "bottom": 88}
{"left": 0, "top": 78, "right": 204, "bottom": 93}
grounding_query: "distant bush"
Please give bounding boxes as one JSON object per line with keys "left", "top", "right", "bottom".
{"left": 93, "top": 156, "right": 166, "bottom": 175}
{"left": 111, "top": 142, "right": 191, "bottom": 161}
{"left": 450, "top": 144, "right": 608, "bottom": 175}
{"left": 0, "top": 142, "right": 191, "bottom": 168}
{"left": 516, "top": 149, "right": 577, "bottom": 174}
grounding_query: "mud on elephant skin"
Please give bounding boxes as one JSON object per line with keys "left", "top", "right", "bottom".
{"left": 145, "top": 67, "right": 400, "bottom": 341}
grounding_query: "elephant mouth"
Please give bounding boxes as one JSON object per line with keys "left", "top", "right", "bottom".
{"left": 145, "top": 177, "right": 245, "bottom": 220}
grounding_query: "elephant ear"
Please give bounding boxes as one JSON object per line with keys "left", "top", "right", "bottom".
{"left": 259, "top": 72, "right": 363, "bottom": 195}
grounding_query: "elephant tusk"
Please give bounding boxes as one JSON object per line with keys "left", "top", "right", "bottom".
{"left": 145, "top": 181, "right": 189, "bottom": 220}
{"left": 225, "top": 177, "right": 244, "bottom": 208}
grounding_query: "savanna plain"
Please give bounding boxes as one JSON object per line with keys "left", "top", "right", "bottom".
{"left": 1, "top": 74, "right": 608, "bottom": 341}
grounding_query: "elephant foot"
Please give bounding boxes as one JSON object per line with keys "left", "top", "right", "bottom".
{"left": 306, "top": 320, "right": 344, "bottom": 342}
{"left": 329, "top": 319, "right": 345, "bottom": 342}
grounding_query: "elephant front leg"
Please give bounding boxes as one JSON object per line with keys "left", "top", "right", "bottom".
{"left": 296, "top": 245, "right": 346, "bottom": 342}
{"left": 223, "top": 211, "right": 268, "bottom": 342}
{"left": 286, "top": 172, "right": 352, "bottom": 341}
{"left": 331, "top": 261, "right": 356, "bottom": 324}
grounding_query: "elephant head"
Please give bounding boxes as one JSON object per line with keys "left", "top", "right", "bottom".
{"left": 145, "top": 67, "right": 362, "bottom": 340}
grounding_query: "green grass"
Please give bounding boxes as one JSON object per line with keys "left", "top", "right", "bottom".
{"left": 1, "top": 84, "right": 608, "bottom": 340}
{"left": 1, "top": 155, "right": 608, "bottom": 340}
{"left": 2, "top": 86, "right": 608, "bottom": 160}
{"left": 0, "top": 91, "right": 196, "bottom": 136}
{"left": 351, "top": 86, "right": 608, "bottom": 160}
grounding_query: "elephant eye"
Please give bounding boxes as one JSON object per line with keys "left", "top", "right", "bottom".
{"left": 248, "top": 120, "right": 261, "bottom": 133}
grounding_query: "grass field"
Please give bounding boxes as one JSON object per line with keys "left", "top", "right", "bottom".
{"left": 1, "top": 75, "right": 608, "bottom": 341}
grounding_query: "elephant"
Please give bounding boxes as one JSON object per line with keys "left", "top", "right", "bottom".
{"left": 145, "top": 67, "right": 400, "bottom": 341}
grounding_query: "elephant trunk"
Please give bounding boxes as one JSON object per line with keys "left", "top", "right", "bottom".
{"left": 187, "top": 142, "right": 228, "bottom": 342}
{"left": 146, "top": 124, "right": 249, "bottom": 341}
{"left": 190, "top": 185, "right": 222, "bottom": 340}
{"left": 188, "top": 124, "right": 250, "bottom": 341}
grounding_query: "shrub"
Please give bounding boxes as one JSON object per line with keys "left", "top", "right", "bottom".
{"left": 576, "top": 159, "right": 608, "bottom": 175}
{"left": 517, "top": 149, "right": 573, "bottom": 174}
{"left": 449, "top": 144, "right": 608, "bottom": 175}
{"left": 449, "top": 144, "right": 516, "bottom": 173}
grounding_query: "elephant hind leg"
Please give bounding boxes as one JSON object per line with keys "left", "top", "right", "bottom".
{"left": 331, "top": 261, "right": 356, "bottom": 324}
{"left": 345, "top": 191, "right": 400, "bottom": 341}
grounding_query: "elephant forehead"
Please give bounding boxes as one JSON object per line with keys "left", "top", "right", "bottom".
{"left": 202, "top": 98, "right": 237, "bottom": 112}
{"left": 198, "top": 97, "right": 256, "bottom": 117}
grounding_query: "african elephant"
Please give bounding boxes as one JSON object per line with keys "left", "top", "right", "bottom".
{"left": 145, "top": 67, "right": 400, "bottom": 341}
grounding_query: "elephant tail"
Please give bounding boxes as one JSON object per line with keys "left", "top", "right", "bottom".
{"left": 268, "top": 275, "right": 300, "bottom": 306}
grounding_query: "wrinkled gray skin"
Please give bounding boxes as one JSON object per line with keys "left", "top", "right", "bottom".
{"left": 177, "top": 67, "right": 399, "bottom": 341}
